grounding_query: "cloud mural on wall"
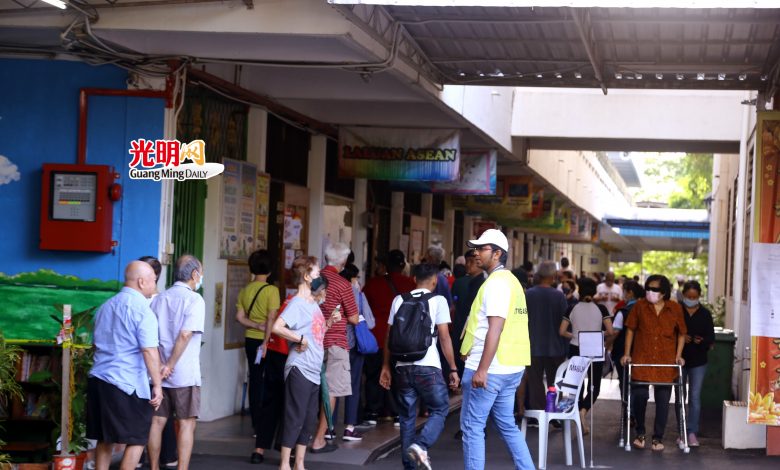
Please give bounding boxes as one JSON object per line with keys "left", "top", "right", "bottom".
{"left": 0, "top": 155, "right": 21, "bottom": 186}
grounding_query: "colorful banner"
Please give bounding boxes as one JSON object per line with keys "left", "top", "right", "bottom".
{"left": 452, "top": 176, "right": 535, "bottom": 217}
{"left": 338, "top": 127, "right": 460, "bottom": 181}
{"left": 749, "top": 111, "right": 780, "bottom": 426}
{"left": 389, "top": 150, "right": 497, "bottom": 194}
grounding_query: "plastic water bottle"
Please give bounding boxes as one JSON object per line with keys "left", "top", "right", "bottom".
{"left": 545, "top": 386, "right": 557, "bottom": 412}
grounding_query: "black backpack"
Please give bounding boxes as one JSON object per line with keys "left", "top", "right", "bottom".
{"left": 388, "top": 292, "right": 437, "bottom": 362}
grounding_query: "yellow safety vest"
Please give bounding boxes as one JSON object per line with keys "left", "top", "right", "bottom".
{"left": 460, "top": 269, "right": 531, "bottom": 367}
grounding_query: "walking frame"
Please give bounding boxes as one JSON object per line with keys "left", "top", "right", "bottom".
{"left": 619, "top": 363, "right": 690, "bottom": 454}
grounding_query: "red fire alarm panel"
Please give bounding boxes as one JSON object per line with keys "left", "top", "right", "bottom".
{"left": 40, "top": 164, "right": 117, "bottom": 253}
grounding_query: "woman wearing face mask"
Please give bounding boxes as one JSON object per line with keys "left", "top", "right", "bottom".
{"left": 620, "top": 275, "right": 687, "bottom": 452}
{"left": 272, "top": 256, "right": 341, "bottom": 470}
{"left": 673, "top": 280, "right": 714, "bottom": 448}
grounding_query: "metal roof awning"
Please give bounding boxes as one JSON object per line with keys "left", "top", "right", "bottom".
{"left": 332, "top": 3, "right": 780, "bottom": 95}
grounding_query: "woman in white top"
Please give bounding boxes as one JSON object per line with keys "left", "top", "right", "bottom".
{"left": 559, "top": 277, "right": 615, "bottom": 434}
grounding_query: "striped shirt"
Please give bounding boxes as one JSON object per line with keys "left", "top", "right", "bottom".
{"left": 321, "top": 266, "right": 359, "bottom": 350}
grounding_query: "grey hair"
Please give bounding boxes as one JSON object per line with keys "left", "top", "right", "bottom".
{"left": 325, "top": 242, "right": 350, "bottom": 267}
{"left": 175, "top": 254, "right": 202, "bottom": 282}
{"left": 537, "top": 260, "right": 557, "bottom": 280}
{"left": 426, "top": 245, "right": 445, "bottom": 264}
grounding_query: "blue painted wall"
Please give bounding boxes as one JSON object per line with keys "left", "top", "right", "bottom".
{"left": 0, "top": 59, "right": 165, "bottom": 282}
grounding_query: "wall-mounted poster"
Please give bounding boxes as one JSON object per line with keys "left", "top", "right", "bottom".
{"left": 224, "top": 261, "right": 251, "bottom": 350}
{"left": 214, "top": 282, "right": 224, "bottom": 327}
{"left": 255, "top": 172, "right": 270, "bottom": 250}
{"left": 221, "top": 158, "right": 257, "bottom": 259}
{"left": 339, "top": 127, "right": 460, "bottom": 181}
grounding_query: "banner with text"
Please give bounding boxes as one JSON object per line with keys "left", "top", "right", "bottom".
{"left": 389, "top": 150, "right": 497, "bottom": 195}
{"left": 338, "top": 127, "right": 460, "bottom": 181}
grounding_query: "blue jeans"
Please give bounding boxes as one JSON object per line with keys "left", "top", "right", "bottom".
{"left": 461, "top": 369, "right": 534, "bottom": 470}
{"left": 394, "top": 365, "right": 450, "bottom": 470}
{"left": 675, "top": 363, "right": 707, "bottom": 435}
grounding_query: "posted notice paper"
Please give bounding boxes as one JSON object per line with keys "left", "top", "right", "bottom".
{"left": 749, "top": 243, "right": 780, "bottom": 338}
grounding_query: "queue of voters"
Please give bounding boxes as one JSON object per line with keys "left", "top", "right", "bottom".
{"left": 81, "top": 227, "right": 717, "bottom": 470}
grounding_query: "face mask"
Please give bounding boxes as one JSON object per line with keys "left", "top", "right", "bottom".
{"left": 311, "top": 277, "right": 324, "bottom": 292}
{"left": 195, "top": 272, "right": 204, "bottom": 291}
{"left": 683, "top": 298, "right": 700, "bottom": 308}
{"left": 562, "top": 287, "right": 571, "bottom": 295}
{"left": 646, "top": 291, "right": 662, "bottom": 304}
{"left": 317, "top": 298, "right": 326, "bottom": 306}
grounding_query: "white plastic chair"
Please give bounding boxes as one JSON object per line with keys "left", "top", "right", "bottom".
{"left": 520, "top": 357, "right": 588, "bottom": 469}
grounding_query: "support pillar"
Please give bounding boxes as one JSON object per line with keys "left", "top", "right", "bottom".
{"left": 308, "top": 135, "right": 327, "bottom": 261}
{"left": 421, "top": 193, "right": 433, "bottom": 251}
{"left": 443, "top": 203, "right": 455, "bottom": 263}
{"left": 353, "top": 179, "right": 368, "bottom": 282}
{"left": 390, "top": 192, "right": 404, "bottom": 251}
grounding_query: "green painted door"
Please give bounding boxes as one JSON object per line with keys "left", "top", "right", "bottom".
{"left": 168, "top": 179, "right": 206, "bottom": 285}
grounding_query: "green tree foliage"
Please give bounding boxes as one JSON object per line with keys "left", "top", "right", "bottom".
{"left": 612, "top": 251, "right": 709, "bottom": 295}
{"left": 668, "top": 153, "right": 713, "bottom": 209}
{"left": 630, "top": 153, "right": 713, "bottom": 208}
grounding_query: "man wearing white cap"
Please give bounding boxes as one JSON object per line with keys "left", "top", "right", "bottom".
{"left": 458, "top": 229, "right": 534, "bottom": 470}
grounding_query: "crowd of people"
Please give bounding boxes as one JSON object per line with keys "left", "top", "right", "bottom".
{"left": 82, "top": 234, "right": 715, "bottom": 470}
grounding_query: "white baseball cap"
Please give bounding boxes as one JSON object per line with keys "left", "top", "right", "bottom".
{"left": 468, "top": 229, "right": 509, "bottom": 252}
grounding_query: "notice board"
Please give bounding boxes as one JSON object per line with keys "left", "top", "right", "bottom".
{"left": 224, "top": 261, "right": 251, "bottom": 350}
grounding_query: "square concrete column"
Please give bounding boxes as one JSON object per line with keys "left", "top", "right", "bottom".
{"left": 390, "top": 192, "right": 404, "bottom": 250}
{"left": 443, "top": 203, "right": 455, "bottom": 263}
{"left": 353, "top": 179, "right": 368, "bottom": 282}
{"left": 421, "top": 193, "right": 433, "bottom": 250}
{"left": 308, "top": 135, "right": 327, "bottom": 261}
{"left": 246, "top": 108, "right": 268, "bottom": 170}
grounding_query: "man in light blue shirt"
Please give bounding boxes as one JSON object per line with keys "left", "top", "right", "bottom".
{"left": 87, "top": 261, "right": 163, "bottom": 470}
{"left": 148, "top": 255, "right": 206, "bottom": 470}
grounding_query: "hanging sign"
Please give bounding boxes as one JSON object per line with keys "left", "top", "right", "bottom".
{"left": 389, "top": 150, "right": 497, "bottom": 195}
{"left": 338, "top": 127, "right": 460, "bottom": 181}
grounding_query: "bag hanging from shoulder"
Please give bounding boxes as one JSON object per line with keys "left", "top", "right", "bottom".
{"left": 355, "top": 318, "right": 379, "bottom": 354}
{"left": 266, "top": 295, "right": 293, "bottom": 355}
{"left": 388, "top": 292, "right": 437, "bottom": 362}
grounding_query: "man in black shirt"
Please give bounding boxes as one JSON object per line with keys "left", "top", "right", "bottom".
{"left": 525, "top": 261, "right": 569, "bottom": 410}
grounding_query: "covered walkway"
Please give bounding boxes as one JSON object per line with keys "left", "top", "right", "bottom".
{"left": 188, "top": 389, "right": 776, "bottom": 469}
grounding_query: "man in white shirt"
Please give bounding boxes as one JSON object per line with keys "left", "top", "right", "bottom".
{"left": 459, "top": 229, "right": 534, "bottom": 470}
{"left": 595, "top": 271, "right": 622, "bottom": 314}
{"left": 380, "top": 263, "right": 459, "bottom": 470}
{"left": 148, "top": 255, "right": 206, "bottom": 470}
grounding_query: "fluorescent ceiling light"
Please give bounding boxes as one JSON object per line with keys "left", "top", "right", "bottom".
{"left": 42, "top": 0, "right": 66, "bottom": 8}
{"left": 329, "top": 1, "right": 780, "bottom": 8}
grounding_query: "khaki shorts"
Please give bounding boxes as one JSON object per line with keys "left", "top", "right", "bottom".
{"left": 324, "top": 346, "right": 352, "bottom": 398}
{"left": 154, "top": 386, "right": 201, "bottom": 419}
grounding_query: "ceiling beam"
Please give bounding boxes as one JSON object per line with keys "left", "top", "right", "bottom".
{"left": 415, "top": 36, "right": 778, "bottom": 48}
{"left": 571, "top": 8, "right": 607, "bottom": 95}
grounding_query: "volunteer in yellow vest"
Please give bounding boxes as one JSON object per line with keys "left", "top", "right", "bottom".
{"left": 459, "top": 229, "right": 534, "bottom": 470}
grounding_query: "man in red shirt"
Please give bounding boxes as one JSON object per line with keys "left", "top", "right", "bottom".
{"left": 310, "top": 242, "right": 359, "bottom": 453}
{"left": 362, "top": 250, "right": 416, "bottom": 424}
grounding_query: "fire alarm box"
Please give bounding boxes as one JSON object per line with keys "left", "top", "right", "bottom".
{"left": 40, "top": 164, "right": 117, "bottom": 253}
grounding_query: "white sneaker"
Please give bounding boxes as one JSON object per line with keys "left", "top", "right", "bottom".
{"left": 406, "top": 443, "right": 432, "bottom": 470}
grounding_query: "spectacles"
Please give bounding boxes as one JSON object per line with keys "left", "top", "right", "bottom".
{"left": 646, "top": 286, "right": 662, "bottom": 293}
{"left": 476, "top": 246, "right": 494, "bottom": 252}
